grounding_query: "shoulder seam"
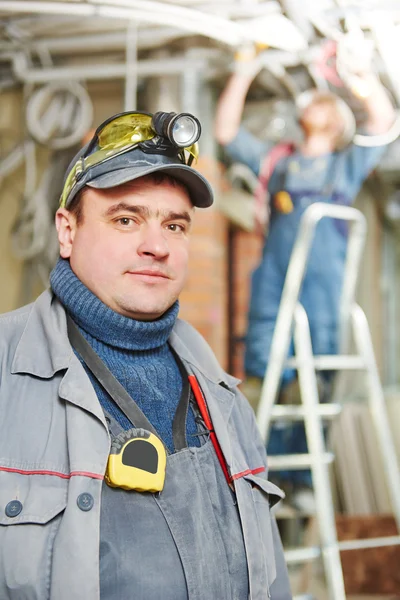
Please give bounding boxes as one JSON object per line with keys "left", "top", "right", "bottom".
{"left": 0, "top": 305, "right": 33, "bottom": 325}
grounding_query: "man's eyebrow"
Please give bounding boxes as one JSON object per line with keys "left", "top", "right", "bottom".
{"left": 104, "top": 203, "right": 150, "bottom": 218}
{"left": 104, "top": 203, "right": 192, "bottom": 225}
{"left": 162, "top": 210, "right": 192, "bottom": 224}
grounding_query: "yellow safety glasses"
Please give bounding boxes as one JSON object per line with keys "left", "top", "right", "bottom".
{"left": 60, "top": 111, "right": 200, "bottom": 208}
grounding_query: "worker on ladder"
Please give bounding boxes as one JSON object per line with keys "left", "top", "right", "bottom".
{"left": 215, "top": 37, "right": 395, "bottom": 510}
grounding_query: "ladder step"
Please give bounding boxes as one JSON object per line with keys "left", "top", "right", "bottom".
{"left": 268, "top": 453, "right": 335, "bottom": 470}
{"left": 284, "top": 537, "right": 400, "bottom": 565}
{"left": 283, "top": 537, "right": 400, "bottom": 567}
{"left": 271, "top": 404, "right": 342, "bottom": 420}
{"left": 338, "top": 535, "right": 400, "bottom": 551}
{"left": 284, "top": 546, "right": 321, "bottom": 564}
{"left": 285, "top": 355, "right": 365, "bottom": 370}
{"left": 274, "top": 504, "right": 314, "bottom": 519}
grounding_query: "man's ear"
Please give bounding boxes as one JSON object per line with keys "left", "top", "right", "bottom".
{"left": 55, "top": 208, "right": 77, "bottom": 258}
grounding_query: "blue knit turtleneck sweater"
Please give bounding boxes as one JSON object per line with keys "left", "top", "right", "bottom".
{"left": 50, "top": 258, "right": 200, "bottom": 452}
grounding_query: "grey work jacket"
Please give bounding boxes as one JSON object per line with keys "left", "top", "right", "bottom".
{"left": 0, "top": 290, "right": 290, "bottom": 600}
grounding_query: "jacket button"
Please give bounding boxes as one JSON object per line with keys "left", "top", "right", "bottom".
{"left": 77, "top": 493, "right": 94, "bottom": 512}
{"left": 5, "top": 500, "right": 23, "bottom": 518}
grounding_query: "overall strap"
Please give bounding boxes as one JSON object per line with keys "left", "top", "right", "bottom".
{"left": 67, "top": 315, "right": 193, "bottom": 453}
{"left": 255, "top": 142, "right": 295, "bottom": 207}
{"left": 67, "top": 314, "right": 159, "bottom": 437}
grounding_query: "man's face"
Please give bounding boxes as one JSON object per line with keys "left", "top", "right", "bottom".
{"left": 56, "top": 179, "right": 194, "bottom": 320}
{"left": 300, "top": 99, "right": 342, "bottom": 138}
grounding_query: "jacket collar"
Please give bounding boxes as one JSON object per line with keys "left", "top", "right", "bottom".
{"left": 11, "top": 290, "right": 109, "bottom": 427}
{"left": 11, "top": 289, "right": 240, "bottom": 469}
{"left": 11, "top": 289, "right": 72, "bottom": 377}
{"left": 169, "top": 320, "right": 240, "bottom": 389}
{"left": 11, "top": 289, "right": 241, "bottom": 390}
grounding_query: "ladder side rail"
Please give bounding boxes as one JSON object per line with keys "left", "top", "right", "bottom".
{"left": 338, "top": 210, "right": 367, "bottom": 348}
{"left": 256, "top": 203, "right": 367, "bottom": 444}
{"left": 256, "top": 203, "right": 328, "bottom": 441}
{"left": 331, "top": 211, "right": 367, "bottom": 405}
{"left": 352, "top": 303, "right": 400, "bottom": 529}
{"left": 293, "top": 303, "right": 346, "bottom": 600}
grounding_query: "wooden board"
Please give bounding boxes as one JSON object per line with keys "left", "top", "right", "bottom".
{"left": 336, "top": 515, "right": 400, "bottom": 595}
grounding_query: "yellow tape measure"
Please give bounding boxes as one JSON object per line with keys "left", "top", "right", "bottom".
{"left": 274, "top": 190, "right": 294, "bottom": 214}
{"left": 106, "top": 428, "right": 167, "bottom": 492}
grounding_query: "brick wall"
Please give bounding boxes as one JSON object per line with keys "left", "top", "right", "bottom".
{"left": 178, "top": 155, "right": 263, "bottom": 378}
{"left": 229, "top": 228, "right": 263, "bottom": 379}
{"left": 180, "top": 217, "right": 262, "bottom": 378}
{"left": 178, "top": 156, "right": 229, "bottom": 369}
{"left": 179, "top": 207, "right": 229, "bottom": 369}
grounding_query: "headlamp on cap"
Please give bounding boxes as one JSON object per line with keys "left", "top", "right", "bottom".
{"left": 152, "top": 112, "right": 201, "bottom": 148}
{"left": 59, "top": 110, "right": 214, "bottom": 210}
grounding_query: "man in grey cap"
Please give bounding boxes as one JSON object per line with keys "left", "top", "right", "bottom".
{"left": 0, "top": 111, "right": 292, "bottom": 599}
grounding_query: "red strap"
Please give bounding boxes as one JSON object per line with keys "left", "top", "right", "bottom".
{"left": 188, "top": 375, "right": 232, "bottom": 484}
{"left": 231, "top": 466, "right": 265, "bottom": 480}
{"left": 254, "top": 141, "right": 295, "bottom": 215}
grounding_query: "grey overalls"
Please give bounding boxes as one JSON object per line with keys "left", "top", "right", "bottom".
{"left": 101, "top": 411, "right": 250, "bottom": 600}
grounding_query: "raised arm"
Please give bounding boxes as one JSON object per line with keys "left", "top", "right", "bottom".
{"left": 336, "top": 33, "right": 396, "bottom": 135}
{"left": 215, "top": 46, "right": 264, "bottom": 145}
{"left": 214, "top": 72, "right": 254, "bottom": 145}
{"left": 351, "top": 72, "right": 396, "bottom": 135}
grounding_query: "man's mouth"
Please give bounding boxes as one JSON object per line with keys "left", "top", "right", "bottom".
{"left": 127, "top": 269, "right": 170, "bottom": 281}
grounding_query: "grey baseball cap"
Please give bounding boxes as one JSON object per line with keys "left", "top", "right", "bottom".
{"left": 62, "top": 142, "right": 214, "bottom": 209}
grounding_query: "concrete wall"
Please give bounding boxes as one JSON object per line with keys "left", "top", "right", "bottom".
{"left": 0, "top": 89, "right": 31, "bottom": 312}
{"left": 0, "top": 82, "right": 126, "bottom": 314}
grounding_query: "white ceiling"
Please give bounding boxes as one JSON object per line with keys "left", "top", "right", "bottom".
{"left": 1, "top": 1, "right": 399, "bottom": 95}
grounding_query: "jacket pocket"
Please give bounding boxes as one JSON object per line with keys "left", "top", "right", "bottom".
{"left": 0, "top": 470, "right": 68, "bottom": 600}
{"left": 244, "top": 473, "right": 284, "bottom": 587}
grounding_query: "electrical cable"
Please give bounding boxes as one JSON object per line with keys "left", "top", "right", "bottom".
{"left": 10, "top": 80, "right": 93, "bottom": 283}
{"left": 11, "top": 156, "right": 51, "bottom": 261}
{"left": 25, "top": 81, "right": 93, "bottom": 149}
{"left": 353, "top": 112, "right": 400, "bottom": 147}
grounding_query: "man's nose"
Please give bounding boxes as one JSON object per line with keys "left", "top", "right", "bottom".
{"left": 137, "top": 224, "right": 170, "bottom": 259}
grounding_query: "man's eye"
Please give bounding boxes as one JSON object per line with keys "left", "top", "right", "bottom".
{"left": 167, "top": 223, "right": 185, "bottom": 232}
{"left": 118, "top": 218, "right": 133, "bottom": 226}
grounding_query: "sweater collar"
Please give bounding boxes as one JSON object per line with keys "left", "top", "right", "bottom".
{"left": 50, "top": 258, "right": 179, "bottom": 351}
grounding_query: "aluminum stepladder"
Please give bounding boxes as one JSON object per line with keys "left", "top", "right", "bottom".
{"left": 255, "top": 203, "right": 400, "bottom": 600}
